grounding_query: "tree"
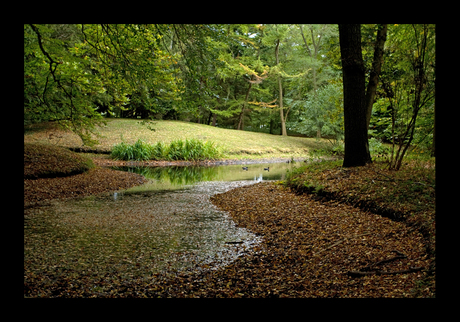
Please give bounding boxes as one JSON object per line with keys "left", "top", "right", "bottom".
{"left": 377, "top": 24, "right": 435, "bottom": 170}
{"left": 24, "top": 24, "right": 182, "bottom": 145}
{"left": 292, "top": 81, "right": 344, "bottom": 140}
{"left": 339, "top": 24, "right": 372, "bottom": 167}
{"left": 364, "top": 24, "right": 388, "bottom": 129}
{"left": 338, "top": 24, "right": 388, "bottom": 167}
{"left": 295, "top": 24, "right": 340, "bottom": 138}
{"left": 262, "top": 24, "right": 312, "bottom": 136}
{"left": 215, "top": 24, "right": 269, "bottom": 130}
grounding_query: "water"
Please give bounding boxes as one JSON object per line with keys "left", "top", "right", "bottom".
{"left": 24, "top": 162, "right": 298, "bottom": 291}
{"left": 113, "top": 161, "right": 297, "bottom": 192}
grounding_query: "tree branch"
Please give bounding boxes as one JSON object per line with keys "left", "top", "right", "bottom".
{"left": 364, "top": 24, "right": 388, "bottom": 129}
{"left": 298, "top": 25, "right": 312, "bottom": 57}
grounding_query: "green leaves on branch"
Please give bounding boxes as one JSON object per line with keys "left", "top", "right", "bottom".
{"left": 24, "top": 24, "right": 183, "bottom": 146}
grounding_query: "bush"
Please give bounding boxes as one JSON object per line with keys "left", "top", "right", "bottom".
{"left": 111, "top": 138, "right": 222, "bottom": 161}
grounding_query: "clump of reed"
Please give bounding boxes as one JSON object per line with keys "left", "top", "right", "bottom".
{"left": 111, "top": 138, "right": 222, "bottom": 161}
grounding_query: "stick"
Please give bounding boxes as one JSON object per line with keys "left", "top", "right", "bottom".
{"left": 347, "top": 266, "right": 423, "bottom": 277}
{"left": 314, "top": 232, "right": 372, "bottom": 255}
{"left": 360, "top": 250, "right": 407, "bottom": 271}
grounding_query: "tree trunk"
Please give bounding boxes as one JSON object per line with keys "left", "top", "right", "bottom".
{"left": 364, "top": 24, "right": 388, "bottom": 129}
{"left": 339, "top": 24, "right": 371, "bottom": 167}
{"left": 278, "top": 76, "right": 287, "bottom": 136}
{"left": 275, "top": 39, "right": 287, "bottom": 136}
{"left": 237, "top": 80, "right": 253, "bottom": 130}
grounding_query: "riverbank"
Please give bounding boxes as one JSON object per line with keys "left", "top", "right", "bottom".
{"left": 24, "top": 143, "right": 147, "bottom": 208}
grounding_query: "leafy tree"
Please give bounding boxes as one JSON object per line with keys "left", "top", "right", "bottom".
{"left": 24, "top": 24, "right": 182, "bottom": 145}
{"left": 291, "top": 24, "right": 340, "bottom": 138}
{"left": 291, "top": 81, "right": 343, "bottom": 139}
{"left": 377, "top": 24, "right": 435, "bottom": 169}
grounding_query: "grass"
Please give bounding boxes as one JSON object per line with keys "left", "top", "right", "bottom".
{"left": 111, "top": 138, "right": 223, "bottom": 161}
{"left": 24, "top": 119, "right": 329, "bottom": 160}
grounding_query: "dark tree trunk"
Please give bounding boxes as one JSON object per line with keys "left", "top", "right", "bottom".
{"left": 339, "top": 24, "right": 371, "bottom": 167}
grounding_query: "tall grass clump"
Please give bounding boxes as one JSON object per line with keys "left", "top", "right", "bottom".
{"left": 111, "top": 139, "right": 152, "bottom": 161}
{"left": 111, "top": 138, "right": 222, "bottom": 161}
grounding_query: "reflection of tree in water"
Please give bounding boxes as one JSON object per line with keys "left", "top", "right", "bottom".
{"left": 116, "top": 166, "right": 221, "bottom": 185}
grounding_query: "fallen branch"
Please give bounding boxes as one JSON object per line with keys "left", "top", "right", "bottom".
{"left": 360, "top": 250, "right": 407, "bottom": 271}
{"left": 347, "top": 266, "right": 423, "bottom": 277}
{"left": 314, "top": 232, "right": 372, "bottom": 255}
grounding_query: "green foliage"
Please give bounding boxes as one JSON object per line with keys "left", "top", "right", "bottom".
{"left": 111, "top": 139, "right": 153, "bottom": 161}
{"left": 111, "top": 138, "right": 222, "bottom": 161}
{"left": 24, "top": 23, "right": 434, "bottom": 161}
{"left": 24, "top": 24, "right": 182, "bottom": 145}
{"left": 368, "top": 137, "right": 389, "bottom": 156}
{"left": 291, "top": 82, "right": 344, "bottom": 139}
{"left": 374, "top": 24, "right": 435, "bottom": 169}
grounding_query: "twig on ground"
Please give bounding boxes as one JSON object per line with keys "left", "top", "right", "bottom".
{"left": 314, "top": 232, "right": 372, "bottom": 255}
{"left": 347, "top": 266, "right": 423, "bottom": 277}
{"left": 347, "top": 250, "right": 423, "bottom": 278}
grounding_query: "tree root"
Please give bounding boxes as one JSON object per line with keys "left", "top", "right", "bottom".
{"left": 347, "top": 250, "right": 423, "bottom": 277}
{"left": 347, "top": 266, "right": 423, "bottom": 277}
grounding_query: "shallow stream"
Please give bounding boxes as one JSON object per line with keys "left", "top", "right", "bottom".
{"left": 24, "top": 161, "right": 298, "bottom": 289}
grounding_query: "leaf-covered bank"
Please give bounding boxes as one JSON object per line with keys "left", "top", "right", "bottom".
{"left": 24, "top": 143, "right": 94, "bottom": 179}
{"left": 24, "top": 143, "right": 147, "bottom": 207}
{"left": 283, "top": 159, "right": 435, "bottom": 296}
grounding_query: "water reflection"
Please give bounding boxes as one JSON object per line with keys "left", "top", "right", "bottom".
{"left": 113, "top": 162, "right": 296, "bottom": 191}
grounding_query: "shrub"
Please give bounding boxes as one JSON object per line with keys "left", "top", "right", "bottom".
{"left": 369, "top": 137, "right": 389, "bottom": 156}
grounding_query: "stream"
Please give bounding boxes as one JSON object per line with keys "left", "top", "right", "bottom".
{"left": 24, "top": 161, "right": 298, "bottom": 289}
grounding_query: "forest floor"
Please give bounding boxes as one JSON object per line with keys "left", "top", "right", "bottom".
{"left": 24, "top": 143, "right": 147, "bottom": 208}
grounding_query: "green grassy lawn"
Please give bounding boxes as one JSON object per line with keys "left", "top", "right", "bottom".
{"left": 24, "top": 119, "right": 330, "bottom": 160}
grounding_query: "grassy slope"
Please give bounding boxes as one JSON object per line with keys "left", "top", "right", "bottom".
{"left": 24, "top": 119, "right": 329, "bottom": 160}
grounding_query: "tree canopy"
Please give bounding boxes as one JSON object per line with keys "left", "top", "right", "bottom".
{"left": 24, "top": 24, "right": 435, "bottom": 167}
